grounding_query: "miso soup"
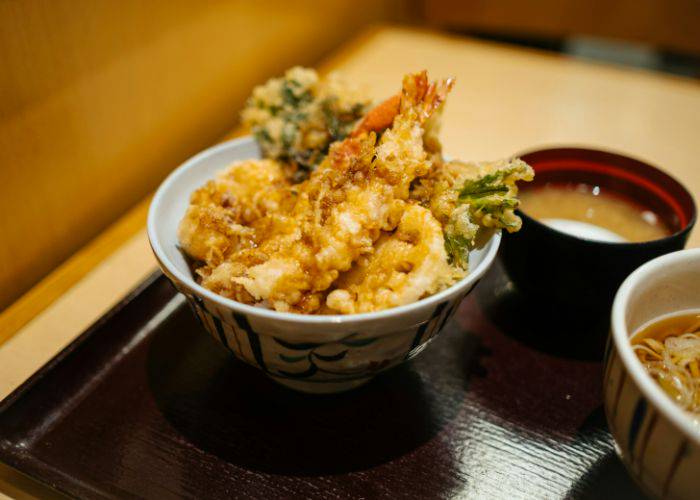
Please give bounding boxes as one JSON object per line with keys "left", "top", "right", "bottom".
{"left": 520, "top": 184, "right": 671, "bottom": 243}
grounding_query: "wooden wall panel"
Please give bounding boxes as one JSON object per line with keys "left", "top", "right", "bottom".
{"left": 423, "top": 0, "right": 700, "bottom": 54}
{"left": 0, "top": 0, "right": 406, "bottom": 309}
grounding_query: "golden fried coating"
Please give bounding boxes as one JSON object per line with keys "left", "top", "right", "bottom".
{"left": 182, "top": 71, "right": 453, "bottom": 313}
{"left": 326, "top": 204, "right": 460, "bottom": 314}
{"left": 241, "top": 66, "right": 370, "bottom": 176}
{"left": 178, "top": 69, "right": 534, "bottom": 314}
{"left": 413, "top": 158, "right": 534, "bottom": 268}
{"left": 419, "top": 159, "right": 533, "bottom": 229}
{"left": 227, "top": 71, "right": 454, "bottom": 313}
{"left": 178, "top": 159, "right": 290, "bottom": 265}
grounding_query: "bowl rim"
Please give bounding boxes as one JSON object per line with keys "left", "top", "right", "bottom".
{"left": 147, "top": 136, "right": 501, "bottom": 324}
{"left": 514, "top": 145, "right": 697, "bottom": 246}
{"left": 611, "top": 247, "right": 700, "bottom": 446}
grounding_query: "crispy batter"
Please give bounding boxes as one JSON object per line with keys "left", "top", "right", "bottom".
{"left": 178, "top": 159, "right": 290, "bottom": 265}
{"left": 182, "top": 71, "right": 453, "bottom": 313}
{"left": 178, "top": 69, "right": 534, "bottom": 314}
{"left": 413, "top": 158, "right": 534, "bottom": 267}
{"left": 227, "top": 71, "right": 453, "bottom": 312}
{"left": 241, "top": 66, "right": 370, "bottom": 177}
{"left": 419, "top": 159, "right": 534, "bottom": 229}
{"left": 326, "top": 204, "right": 460, "bottom": 314}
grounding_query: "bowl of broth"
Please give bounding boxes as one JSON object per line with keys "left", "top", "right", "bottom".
{"left": 500, "top": 147, "right": 696, "bottom": 317}
{"left": 606, "top": 248, "right": 700, "bottom": 498}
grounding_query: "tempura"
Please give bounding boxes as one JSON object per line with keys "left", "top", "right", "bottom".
{"left": 179, "top": 69, "right": 534, "bottom": 314}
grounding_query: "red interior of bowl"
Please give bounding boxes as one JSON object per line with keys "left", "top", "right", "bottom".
{"left": 519, "top": 148, "right": 696, "bottom": 234}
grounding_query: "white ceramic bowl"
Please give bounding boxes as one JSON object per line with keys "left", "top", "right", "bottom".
{"left": 147, "top": 136, "right": 501, "bottom": 393}
{"left": 605, "top": 248, "right": 700, "bottom": 498}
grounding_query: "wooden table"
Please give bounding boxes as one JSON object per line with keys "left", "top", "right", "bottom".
{"left": 1, "top": 25, "right": 699, "bottom": 498}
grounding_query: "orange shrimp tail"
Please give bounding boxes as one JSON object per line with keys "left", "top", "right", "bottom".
{"left": 350, "top": 93, "right": 401, "bottom": 137}
{"left": 350, "top": 71, "right": 455, "bottom": 137}
{"left": 401, "top": 70, "right": 455, "bottom": 122}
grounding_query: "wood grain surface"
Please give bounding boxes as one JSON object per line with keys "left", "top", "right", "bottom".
{"left": 0, "top": 265, "right": 646, "bottom": 499}
{"left": 2, "top": 24, "right": 700, "bottom": 498}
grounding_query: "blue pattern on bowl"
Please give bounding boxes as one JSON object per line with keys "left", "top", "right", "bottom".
{"left": 181, "top": 286, "right": 472, "bottom": 393}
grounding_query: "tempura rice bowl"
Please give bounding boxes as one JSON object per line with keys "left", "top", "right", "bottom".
{"left": 148, "top": 137, "right": 501, "bottom": 393}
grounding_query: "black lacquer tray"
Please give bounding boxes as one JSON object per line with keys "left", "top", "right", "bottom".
{"left": 0, "top": 258, "right": 646, "bottom": 499}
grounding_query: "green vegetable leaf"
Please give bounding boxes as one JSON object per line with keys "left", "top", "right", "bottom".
{"left": 254, "top": 127, "right": 272, "bottom": 144}
{"left": 281, "top": 122, "right": 298, "bottom": 149}
{"left": 282, "top": 81, "right": 311, "bottom": 106}
{"left": 458, "top": 172, "right": 510, "bottom": 201}
{"left": 321, "top": 98, "right": 343, "bottom": 140}
{"left": 454, "top": 160, "right": 534, "bottom": 234}
{"left": 444, "top": 232, "right": 471, "bottom": 268}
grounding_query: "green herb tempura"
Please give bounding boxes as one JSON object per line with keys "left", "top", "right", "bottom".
{"left": 241, "top": 67, "right": 370, "bottom": 181}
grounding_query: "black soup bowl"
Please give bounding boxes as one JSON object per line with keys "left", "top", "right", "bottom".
{"left": 500, "top": 147, "right": 696, "bottom": 319}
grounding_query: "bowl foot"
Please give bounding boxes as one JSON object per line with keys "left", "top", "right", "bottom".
{"left": 269, "top": 375, "right": 373, "bottom": 394}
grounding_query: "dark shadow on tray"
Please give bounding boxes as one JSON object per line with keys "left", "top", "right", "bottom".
{"left": 459, "top": 328, "right": 604, "bottom": 435}
{"left": 569, "top": 453, "right": 649, "bottom": 500}
{"left": 146, "top": 306, "right": 470, "bottom": 476}
{"left": 475, "top": 257, "right": 608, "bottom": 361}
{"left": 567, "top": 406, "right": 648, "bottom": 499}
{"left": 459, "top": 266, "right": 608, "bottom": 434}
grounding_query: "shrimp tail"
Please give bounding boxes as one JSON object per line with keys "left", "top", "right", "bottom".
{"left": 351, "top": 71, "right": 455, "bottom": 137}
{"left": 400, "top": 71, "right": 455, "bottom": 123}
{"left": 351, "top": 93, "right": 401, "bottom": 137}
